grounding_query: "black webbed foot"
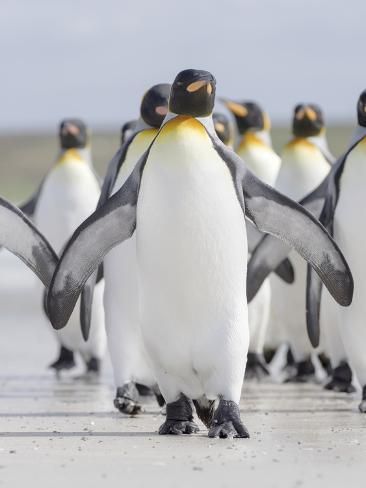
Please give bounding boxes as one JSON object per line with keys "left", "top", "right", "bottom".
{"left": 49, "top": 346, "right": 76, "bottom": 372}
{"left": 359, "top": 386, "right": 366, "bottom": 413}
{"left": 285, "top": 357, "right": 315, "bottom": 383}
{"left": 208, "top": 399, "right": 250, "bottom": 439}
{"left": 86, "top": 357, "right": 101, "bottom": 375}
{"left": 114, "top": 383, "right": 143, "bottom": 415}
{"left": 159, "top": 395, "right": 199, "bottom": 435}
{"left": 324, "top": 361, "right": 355, "bottom": 393}
{"left": 245, "top": 352, "right": 270, "bottom": 381}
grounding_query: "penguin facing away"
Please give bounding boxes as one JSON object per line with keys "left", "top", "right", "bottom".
{"left": 31, "top": 119, "right": 107, "bottom": 374}
{"left": 90, "top": 84, "right": 171, "bottom": 415}
{"left": 47, "top": 69, "right": 352, "bottom": 438}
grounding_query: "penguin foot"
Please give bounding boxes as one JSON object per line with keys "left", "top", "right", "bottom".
{"left": 324, "top": 361, "right": 355, "bottom": 393}
{"left": 152, "top": 384, "right": 166, "bottom": 408}
{"left": 114, "top": 383, "right": 143, "bottom": 415}
{"left": 208, "top": 399, "right": 249, "bottom": 439}
{"left": 245, "top": 353, "right": 270, "bottom": 381}
{"left": 86, "top": 357, "right": 101, "bottom": 375}
{"left": 358, "top": 386, "right": 366, "bottom": 413}
{"left": 318, "top": 353, "right": 332, "bottom": 376}
{"left": 285, "top": 357, "right": 315, "bottom": 383}
{"left": 136, "top": 383, "right": 154, "bottom": 397}
{"left": 159, "top": 395, "right": 198, "bottom": 435}
{"left": 49, "top": 346, "right": 76, "bottom": 372}
{"left": 263, "top": 347, "right": 277, "bottom": 364}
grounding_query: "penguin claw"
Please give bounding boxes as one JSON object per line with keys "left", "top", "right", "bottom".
{"left": 49, "top": 346, "right": 76, "bottom": 372}
{"left": 114, "top": 396, "right": 143, "bottom": 415}
{"left": 158, "top": 419, "right": 199, "bottom": 435}
{"left": 113, "top": 383, "right": 143, "bottom": 415}
{"left": 358, "top": 400, "right": 366, "bottom": 413}
{"left": 208, "top": 399, "right": 250, "bottom": 439}
{"left": 324, "top": 379, "right": 356, "bottom": 394}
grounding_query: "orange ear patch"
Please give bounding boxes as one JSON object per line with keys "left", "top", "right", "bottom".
{"left": 155, "top": 105, "right": 168, "bottom": 116}
{"left": 186, "top": 80, "right": 208, "bottom": 93}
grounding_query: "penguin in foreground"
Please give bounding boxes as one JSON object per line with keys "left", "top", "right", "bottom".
{"left": 24, "top": 119, "right": 107, "bottom": 374}
{"left": 0, "top": 197, "right": 57, "bottom": 289}
{"left": 47, "top": 69, "right": 352, "bottom": 438}
{"left": 269, "top": 104, "right": 332, "bottom": 382}
{"left": 222, "top": 100, "right": 281, "bottom": 379}
{"left": 83, "top": 84, "right": 170, "bottom": 414}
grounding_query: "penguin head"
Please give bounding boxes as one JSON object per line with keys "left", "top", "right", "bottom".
{"left": 59, "top": 119, "right": 88, "bottom": 149}
{"left": 140, "top": 83, "right": 171, "bottom": 128}
{"left": 213, "top": 112, "right": 232, "bottom": 145}
{"left": 169, "top": 69, "right": 216, "bottom": 117}
{"left": 292, "top": 104, "right": 324, "bottom": 137}
{"left": 357, "top": 90, "right": 366, "bottom": 127}
{"left": 121, "top": 120, "right": 137, "bottom": 145}
{"left": 221, "top": 99, "right": 268, "bottom": 135}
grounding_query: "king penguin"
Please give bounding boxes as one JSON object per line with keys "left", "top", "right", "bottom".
{"left": 99, "top": 84, "right": 171, "bottom": 414}
{"left": 46, "top": 69, "right": 353, "bottom": 438}
{"left": 222, "top": 99, "right": 282, "bottom": 379}
{"left": 212, "top": 112, "right": 235, "bottom": 147}
{"left": 271, "top": 104, "right": 332, "bottom": 381}
{"left": 26, "top": 119, "right": 107, "bottom": 374}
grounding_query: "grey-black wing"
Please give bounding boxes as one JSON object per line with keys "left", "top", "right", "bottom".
{"left": 0, "top": 197, "right": 58, "bottom": 288}
{"left": 212, "top": 140, "right": 353, "bottom": 308}
{"left": 19, "top": 179, "right": 45, "bottom": 218}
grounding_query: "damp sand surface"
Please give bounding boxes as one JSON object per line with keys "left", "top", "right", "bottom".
{"left": 0, "top": 253, "right": 365, "bottom": 488}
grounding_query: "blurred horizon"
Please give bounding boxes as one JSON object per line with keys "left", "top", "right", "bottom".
{"left": 1, "top": 0, "right": 365, "bottom": 132}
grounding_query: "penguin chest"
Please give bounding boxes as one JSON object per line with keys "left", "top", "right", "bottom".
{"left": 334, "top": 143, "right": 366, "bottom": 304}
{"left": 277, "top": 141, "right": 330, "bottom": 200}
{"left": 35, "top": 160, "right": 100, "bottom": 254}
{"left": 136, "top": 117, "right": 248, "bottom": 336}
{"left": 237, "top": 143, "right": 281, "bottom": 186}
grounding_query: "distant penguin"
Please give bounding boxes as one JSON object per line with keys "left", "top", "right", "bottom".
{"left": 223, "top": 99, "right": 281, "bottom": 379}
{"left": 47, "top": 69, "right": 352, "bottom": 438}
{"left": 100, "top": 84, "right": 170, "bottom": 414}
{"left": 121, "top": 120, "right": 138, "bottom": 146}
{"left": 27, "top": 119, "right": 107, "bottom": 374}
{"left": 262, "top": 104, "right": 332, "bottom": 381}
{"left": 212, "top": 112, "right": 234, "bottom": 147}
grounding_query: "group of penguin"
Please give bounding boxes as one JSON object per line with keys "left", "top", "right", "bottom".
{"left": 1, "top": 68, "right": 366, "bottom": 439}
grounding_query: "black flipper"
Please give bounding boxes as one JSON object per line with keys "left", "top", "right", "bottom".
{"left": 79, "top": 135, "right": 136, "bottom": 340}
{"left": 19, "top": 180, "right": 44, "bottom": 218}
{"left": 47, "top": 149, "right": 150, "bottom": 331}
{"left": 211, "top": 139, "right": 353, "bottom": 308}
{"left": 305, "top": 264, "right": 323, "bottom": 347}
{"left": 0, "top": 197, "right": 58, "bottom": 288}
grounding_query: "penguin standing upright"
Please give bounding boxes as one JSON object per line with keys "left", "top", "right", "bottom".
{"left": 222, "top": 100, "right": 281, "bottom": 379}
{"left": 27, "top": 119, "right": 107, "bottom": 373}
{"left": 47, "top": 69, "right": 353, "bottom": 438}
{"left": 271, "top": 104, "right": 331, "bottom": 381}
{"left": 99, "top": 84, "right": 171, "bottom": 414}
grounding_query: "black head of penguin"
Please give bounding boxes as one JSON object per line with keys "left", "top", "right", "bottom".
{"left": 222, "top": 100, "right": 265, "bottom": 135}
{"left": 169, "top": 69, "right": 216, "bottom": 117}
{"left": 59, "top": 119, "right": 88, "bottom": 149}
{"left": 120, "top": 120, "right": 137, "bottom": 145}
{"left": 213, "top": 112, "right": 232, "bottom": 145}
{"left": 292, "top": 104, "right": 324, "bottom": 137}
{"left": 357, "top": 90, "right": 366, "bottom": 127}
{"left": 140, "top": 83, "right": 171, "bottom": 128}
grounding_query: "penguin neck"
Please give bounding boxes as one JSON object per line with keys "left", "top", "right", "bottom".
{"left": 56, "top": 146, "right": 92, "bottom": 166}
{"left": 237, "top": 129, "right": 272, "bottom": 151}
{"left": 289, "top": 131, "right": 335, "bottom": 164}
{"left": 161, "top": 111, "right": 216, "bottom": 137}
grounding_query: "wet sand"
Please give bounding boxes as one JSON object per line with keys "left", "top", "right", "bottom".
{"left": 0, "top": 253, "right": 365, "bottom": 487}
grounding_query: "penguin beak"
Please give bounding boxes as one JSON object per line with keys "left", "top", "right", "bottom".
{"left": 155, "top": 105, "right": 168, "bottom": 116}
{"left": 304, "top": 107, "right": 317, "bottom": 121}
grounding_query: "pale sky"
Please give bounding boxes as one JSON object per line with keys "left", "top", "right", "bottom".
{"left": 1, "top": 0, "right": 365, "bottom": 131}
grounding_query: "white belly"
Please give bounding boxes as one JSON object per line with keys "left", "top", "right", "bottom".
{"left": 333, "top": 141, "right": 366, "bottom": 386}
{"left": 136, "top": 117, "right": 249, "bottom": 403}
{"left": 237, "top": 145, "right": 281, "bottom": 186}
{"left": 269, "top": 140, "right": 330, "bottom": 359}
{"left": 35, "top": 159, "right": 106, "bottom": 356}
